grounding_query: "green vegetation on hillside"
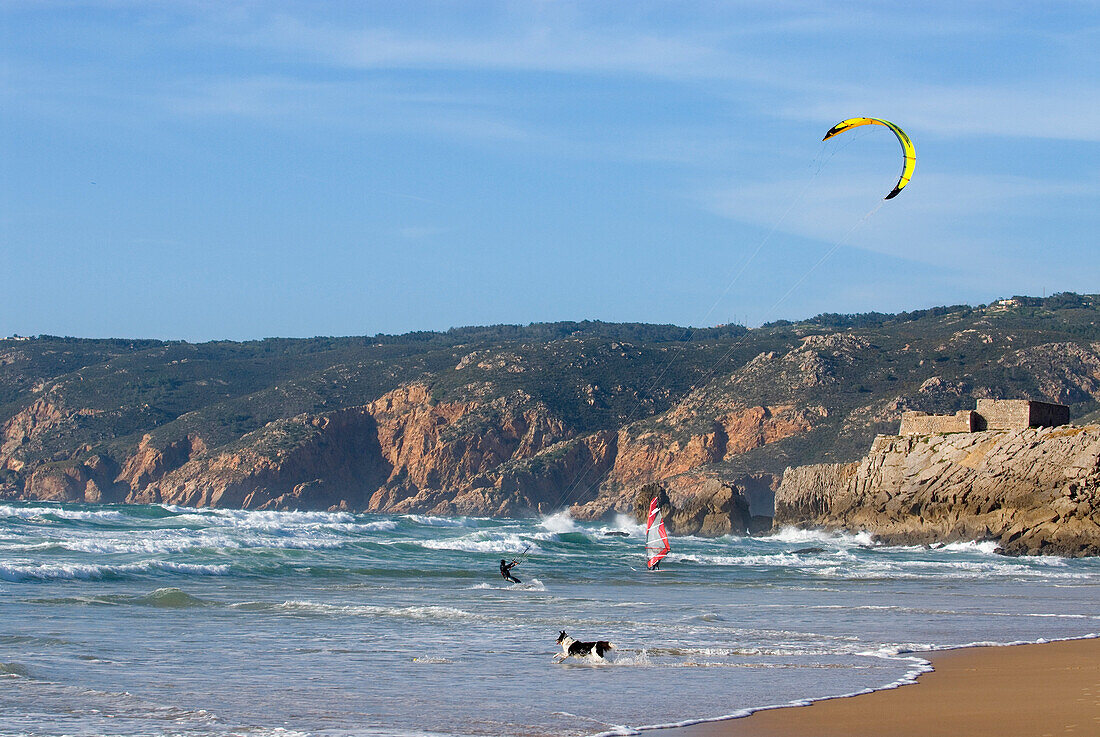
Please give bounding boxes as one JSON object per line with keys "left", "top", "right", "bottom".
{"left": 4, "top": 293, "right": 1100, "bottom": 489}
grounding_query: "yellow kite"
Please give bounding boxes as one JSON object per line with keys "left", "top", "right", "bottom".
{"left": 823, "top": 118, "right": 915, "bottom": 200}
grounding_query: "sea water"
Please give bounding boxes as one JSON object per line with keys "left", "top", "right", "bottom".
{"left": 1, "top": 502, "right": 1097, "bottom": 737}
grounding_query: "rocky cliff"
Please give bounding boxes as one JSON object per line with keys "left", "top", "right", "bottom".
{"left": 775, "top": 426, "right": 1100, "bottom": 556}
{"left": 5, "top": 297, "right": 1100, "bottom": 530}
{"left": 5, "top": 378, "right": 787, "bottom": 521}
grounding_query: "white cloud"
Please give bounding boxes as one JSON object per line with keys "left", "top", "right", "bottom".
{"left": 779, "top": 82, "right": 1100, "bottom": 142}
{"left": 701, "top": 171, "right": 1100, "bottom": 265}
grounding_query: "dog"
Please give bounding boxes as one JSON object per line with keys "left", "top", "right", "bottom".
{"left": 554, "top": 631, "right": 614, "bottom": 662}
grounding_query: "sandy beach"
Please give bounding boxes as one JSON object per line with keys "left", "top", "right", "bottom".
{"left": 660, "top": 637, "right": 1100, "bottom": 737}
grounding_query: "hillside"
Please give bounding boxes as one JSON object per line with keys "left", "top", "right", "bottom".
{"left": 4, "top": 293, "right": 1100, "bottom": 518}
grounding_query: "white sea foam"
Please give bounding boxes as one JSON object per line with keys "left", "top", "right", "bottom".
{"left": 153, "top": 506, "right": 401, "bottom": 538}
{"left": 62, "top": 533, "right": 349, "bottom": 554}
{"left": 831, "top": 557, "right": 1091, "bottom": 581}
{"left": 763, "top": 526, "right": 875, "bottom": 547}
{"left": 509, "top": 577, "right": 547, "bottom": 591}
{"left": 264, "top": 600, "right": 480, "bottom": 621}
{"left": 4, "top": 526, "right": 357, "bottom": 555}
{"left": 466, "top": 577, "right": 546, "bottom": 591}
{"left": 605, "top": 513, "right": 645, "bottom": 536}
{"left": 160, "top": 506, "right": 408, "bottom": 538}
{"left": 166, "top": 506, "right": 356, "bottom": 525}
{"left": 539, "top": 509, "right": 578, "bottom": 534}
{"left": 401, "top": 514, "right": 478, "bottom": 528}
{"left": 421, "top": 532, "right": 537, "bottom": 554}
{"left": 337, "top": 519, "right": 400, "bottom": 533}
{"left": 671, "top": 552, "right": 809, "bottom": 567}
{"left": 935, "top": 540, "right": 1000, "bottom": 554}
{"left": 670, "top": 547, "right": 1094, "bottom": 582}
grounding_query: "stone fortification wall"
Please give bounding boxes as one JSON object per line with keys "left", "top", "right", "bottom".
{"left": 773, "top": 425, "right": 1100, "bottom": 557}
{"left": 898, "top": 399, "right": 1070, "bottom": 436}
{"left": 975, "top": 399, "right": 1070, "bottom": 430}
{"left": 899, "top": 410, "right": 977, "bottom": 436}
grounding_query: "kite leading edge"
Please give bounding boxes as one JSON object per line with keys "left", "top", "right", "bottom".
{"left": 823, "top": 117, "right": 915, "bottom": 200}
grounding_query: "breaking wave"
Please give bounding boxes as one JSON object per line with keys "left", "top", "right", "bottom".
{"left": 0, "top": 504, "right": 127, "bottom": 523}
{"left": 0, "top": 559, "right": 230, "bottom": 582}
{"left": 420, "top": 532, "right": 538, "bottom": 555}
{"left": 762, "top": 526, "right": 875, "bottom": 547}
{"left": 401, "top": 514, "right": 480, "bottom": 528}
{"left": 237, "top": 600, "right": 482, "bottom": 622}
{"left": 539, "top": 510, "right": 578, "bottom": 534}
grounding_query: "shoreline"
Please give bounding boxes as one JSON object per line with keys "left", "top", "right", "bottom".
{"left": 635, "top": 636, "right": 1100, "bottom": 737}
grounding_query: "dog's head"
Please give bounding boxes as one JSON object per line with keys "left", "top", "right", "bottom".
{"left": 556, "top": 631, "right": 567, "bottom": 644}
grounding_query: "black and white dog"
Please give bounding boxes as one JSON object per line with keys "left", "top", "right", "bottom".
{"left": 554, "top": 631, "right": 614, "bottom": 662}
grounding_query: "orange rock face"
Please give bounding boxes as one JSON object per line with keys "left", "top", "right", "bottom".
{"left": 3, "top": 376, "right": 816, "bottom": 522}
{"left": 587, "top": 403, "right": 819, "bottom": 515}
{"left": 1, "top": 399, "right": 65, "bottom": 463}
{"left": 117, "top": 433, "right": 208, "bottom": 491}
{"left": 365, "top": 385, "right": 571, "bottom": 511}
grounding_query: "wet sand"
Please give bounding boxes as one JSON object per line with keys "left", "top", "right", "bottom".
{"left": 660, "top": 638, "right": 1100, "bottom": 737}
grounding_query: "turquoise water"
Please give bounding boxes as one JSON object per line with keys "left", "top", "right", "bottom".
{"left": 1, "top": 502, "right": 1098, "bottom": 737}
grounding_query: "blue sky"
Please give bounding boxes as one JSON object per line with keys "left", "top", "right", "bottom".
{"left": 2, "top": 1, "right": 1098, "bottom": 341}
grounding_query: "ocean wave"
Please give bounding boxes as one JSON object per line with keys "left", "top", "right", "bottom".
{"left": 669, "top": 548, "right": 1093, "bottom": 582}
{"left": 507, "top": 577, "right": 547, "bottom": 591}
{"left": 401, "top": 514, "right": 479, "bottom": 528}
{"left": 135, "top": 587, "right": 214, "bottom": 608}
{"left": 239, "top": 599, "right": 482, "bottom": 622}
{"left": 465, "top": 577, "right": 548, "bottom": 591}
{"left": 0, "top": 559, "right": 230, "bottom": 582}
{"left": 28, "top": 587, "right": 215, "bottom": 609}
{"left": 0, "top": 504, "right": 127, "bottom": 523}
{"left": 164, "top": 506, "right": 355, "bottom": 524}
{"left": 932, "top": 540, "right": 1001, "bottom": 555}
{"left": 324, "top": 520, "right": 400, "bottom": 533}
{"left": 672, "top": 551, "right": 817, "bottom": 567}
{"left": 420, "top": 532, "right": 538, "bottom": 555}
{"left": 599, "top": 514, "right": 645, "bottom": 537}
{"left": 161, "top": 509, "right": 401, "bottom": 540}
{"left": 762, "top": 526, "right": 875, "bottom": 547}
{"left": 539, "top": 510, "right": 578, "bottom": 534}
{"left": 3, "top": 530, "right": 353, "bottom": 555}
{"left": 0, "top": 662, "right": 31, "bottom": 678}
{"left": 820, "top": 557, "right": 1093, "bottom": 581}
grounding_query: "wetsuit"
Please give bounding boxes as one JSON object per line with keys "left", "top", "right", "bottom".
{"left": 500, "top": 559, "right": 521, "bottom": 583}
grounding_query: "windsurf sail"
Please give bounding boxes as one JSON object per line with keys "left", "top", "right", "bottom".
{"left": 645, "top": 496, "right": 670, "bottom": 569}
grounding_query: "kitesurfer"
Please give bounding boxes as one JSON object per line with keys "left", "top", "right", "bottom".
{"left": 500, "top": 558, "right": 521, "bottom": 583}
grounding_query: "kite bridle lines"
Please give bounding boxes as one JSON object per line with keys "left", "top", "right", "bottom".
{"left": 543, "top": 120, "right": 908, "bottom": 515}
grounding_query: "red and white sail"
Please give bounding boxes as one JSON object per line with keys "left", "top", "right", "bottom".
{"left": 645, "top": 496, "right": 670, "bottom": 569}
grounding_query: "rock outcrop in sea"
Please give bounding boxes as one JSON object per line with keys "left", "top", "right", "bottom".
{"left": 774, "top": 425, "right": 1100, "bottom": 556}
